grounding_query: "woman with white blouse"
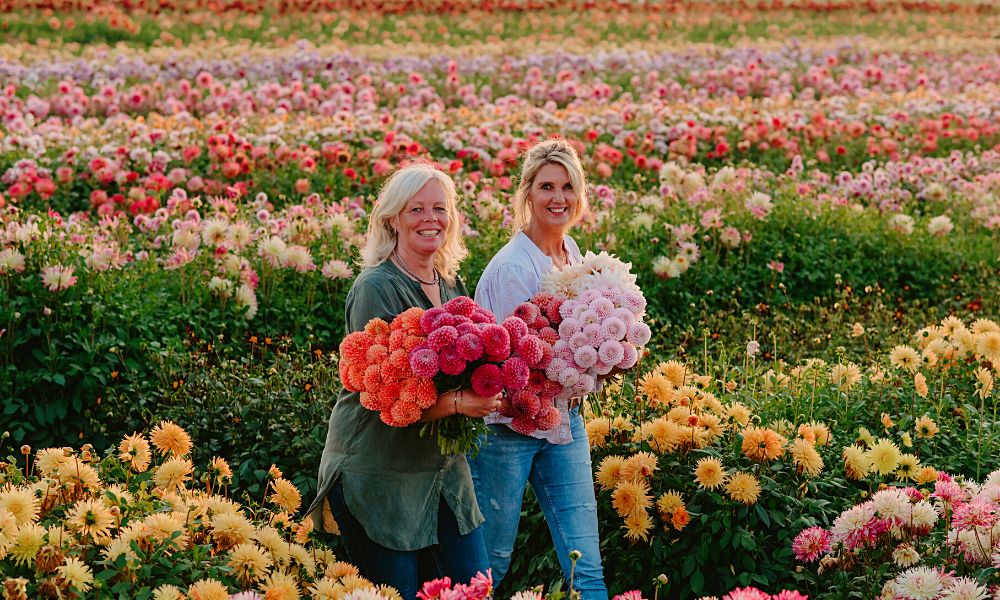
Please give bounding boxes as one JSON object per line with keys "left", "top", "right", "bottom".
{"left": 471, "top": 139, "right": 608, "bottom": 599}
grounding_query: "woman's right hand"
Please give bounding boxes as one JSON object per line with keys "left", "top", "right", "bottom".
{"left": 453, "top": 389, "right": 502, "bottom": 418}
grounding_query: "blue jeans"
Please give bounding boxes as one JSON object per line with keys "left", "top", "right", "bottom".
{"left": 469, "top": 409, "right": 608, "bottom": 600}
{"left": 327, "top": 479, "right": 489, "bottom": 600}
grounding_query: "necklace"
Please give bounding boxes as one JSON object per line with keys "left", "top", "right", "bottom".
{"left": 393, "top": 249, "right": 439, "bottom": 286}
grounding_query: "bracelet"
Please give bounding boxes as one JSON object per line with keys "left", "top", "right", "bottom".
{"left": 453, "top": 390, "right": 462, "bottom": 416}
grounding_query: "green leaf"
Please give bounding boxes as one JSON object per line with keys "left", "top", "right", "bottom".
{"left": 690, "top": 570, "right": 704, "bottom": 595}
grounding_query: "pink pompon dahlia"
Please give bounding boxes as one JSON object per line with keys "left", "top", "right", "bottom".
{"left": 517, "top": 335, "right": 545, "bottom": 366}
{"left": 626, "top": 322, "right": 652, "bottom": 346}
{"left": 792, "top": 526, "right": 832, "bottom": 563}
{"left": 544, "top": 298, "right": 564, "bottom": 324}
{"left": 420, "top": 307, "right": 446, "bottom": 333}
{"left": 511, "top": 390, "right": 541, "bottom": 418}
{"left": 439, "top": 348, "right": 467, "bottom": 376}
{"left": 559, "top": 318, "right": 582, "bottom": 338}
{"left": 456, "top": 333, "right": 485, "bottom": 361}
{"left": 471, "top": 307, "right": 496, "bottom": 324}
{"left": 619, "top": 342, "right": 639, "bottom": 369}
{"left": 534, "top": 405, "right": 560, "bottom": 430}
{"left": 502, "top": 316, "right": 529, "bottom": 346}
{"left": 600, "top": 317, "right": 627, "bottom": 342}
{"left": 589, "top": 297, "right": 615, "bottom": 319}
{"left": 444, "top": 295, "right": 477, "bottom": 317}
{"left": 598, "top": 340, "right": 625, "bottom": 366}
{"left": 409, "top": 347, "right": 440, "bottom": 378}
{"left": 574, "top": 346, "right": 598, "bottom": 369}
{"left": 502, "top": 357, "right": 530, "bottom": 390}
{"left": 427, "top": 326, "right": 459, "bottom": 352}
{"left": 612, "top": 591, "right": 645, "bottom": 600}
{"left": 513, "top": 302, "right": 540, "bottom": 324}
{"left": 481, "top": 324, "right": 511, "bottom": 357}
{"left": 471, "top": 364, "right": 504, "bottom": 397}
{"left": 620, "top": 290, "right": 647, "bottom": 314}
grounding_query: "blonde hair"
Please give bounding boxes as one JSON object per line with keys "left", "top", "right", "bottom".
{"left": 511, "top": 138, "right": 589, "bottom": 234}
{"left": 359, "top": 163, "right": 466, "bottom": 285}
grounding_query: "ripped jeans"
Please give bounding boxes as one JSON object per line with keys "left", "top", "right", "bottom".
{"left": 468, "top": 408, "right": 608, "bottom": 600}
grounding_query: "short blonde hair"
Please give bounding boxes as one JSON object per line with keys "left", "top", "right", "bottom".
{"left": 511, "top": 138, "right": 589, "bottom": 234}
{"left": 359, "top": 163, "right": 466, "bottom": 285}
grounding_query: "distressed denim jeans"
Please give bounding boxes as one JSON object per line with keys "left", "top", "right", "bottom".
{"left": 469, "top": 408, "right": 608, "bottom": 600}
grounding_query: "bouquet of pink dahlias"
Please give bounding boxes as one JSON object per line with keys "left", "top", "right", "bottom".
{"left": 407, "top": 296, "right": 551, "bottom": 452}
{"left": 540, "top": 251, "right": 652, "bottom": 397}
{"left": 498, "top": 292, "right": 566, "bottom": 435}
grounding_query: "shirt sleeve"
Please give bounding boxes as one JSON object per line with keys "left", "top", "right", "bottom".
{"left": 475, "top": 262, "right": 537, "bottom": 322}
{"left": 344, "top": 273, "right": 407, "bottom": 334}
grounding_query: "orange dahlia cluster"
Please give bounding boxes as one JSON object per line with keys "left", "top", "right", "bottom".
{"left": 338, "top": 307, "right": 438, "bottom": 427}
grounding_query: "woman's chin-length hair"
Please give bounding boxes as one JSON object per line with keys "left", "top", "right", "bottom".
{"left": 359, "top": 162, "right": 467, "bottom": 285}
{"left": 510, "top": 138, "right": 589, "bottom": 235}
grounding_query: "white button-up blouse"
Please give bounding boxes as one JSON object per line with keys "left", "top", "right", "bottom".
{"left": 474, "top": 231, "right": 583, "bottom": 445}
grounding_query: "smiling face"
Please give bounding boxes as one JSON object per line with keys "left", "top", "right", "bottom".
{"left": 394, "top": 179, "right": 450, "bottom": 261}
{"left": 528, "top": 162, "right": 577, "bottom": 234}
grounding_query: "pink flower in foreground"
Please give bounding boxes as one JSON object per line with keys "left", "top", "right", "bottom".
{"left": 767, "top": 261, "right": 785, "bottom": 273}
{"left": 792, "top": 526, "right": 831, "bottom": 563}
{"left": 612, "top": 591, "right": 646, "bottom": 600}
{"left": 723, "top": 587, "right": 770, "bottom": 600}
{"left": 773, "top": 591, "right": 809, "bottom": 600}
{"left": 465, "top": 570, "right": 493, "bottom": 600}
{"left": 40, "top": 264, "right": 77, "bottom": 292}
{"left": 417, "top": 577, "right": 453, "bottom": 600}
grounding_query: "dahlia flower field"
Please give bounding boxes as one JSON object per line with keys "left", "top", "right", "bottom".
{"left": 2, "top": 2, "right": 1000, "bottom": 598}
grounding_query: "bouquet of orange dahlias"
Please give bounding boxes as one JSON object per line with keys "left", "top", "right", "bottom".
{"left": 339, "top": 307, "right": 440, "bottom": 427}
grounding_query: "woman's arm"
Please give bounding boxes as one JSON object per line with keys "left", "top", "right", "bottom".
{"left": 419, "top": 389, "right": 500, "bottom": 422}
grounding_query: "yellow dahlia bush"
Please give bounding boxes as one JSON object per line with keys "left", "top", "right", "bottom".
{"left": 582, "top": 316, "right": 998, "bottom": 598}
{"left": 0, "top": 421, "right": 399, "bottom": 600}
